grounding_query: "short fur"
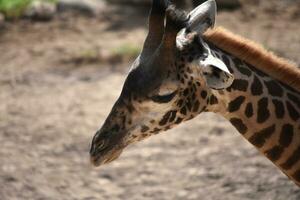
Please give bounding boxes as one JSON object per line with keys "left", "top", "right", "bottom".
{"left": 203, "top": 27, "right": 300, "bottom": 91}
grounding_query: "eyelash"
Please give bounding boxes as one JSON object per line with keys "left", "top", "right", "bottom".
{"left": 150, "top": 91, "right": 177, "bottom": 103}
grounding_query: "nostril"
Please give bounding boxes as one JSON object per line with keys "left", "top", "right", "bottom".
{"left": 96, "top": 140, "right": 106, "bottom": 151}
{"left": 90, "top": 138, "right": 110, "bottom": 155}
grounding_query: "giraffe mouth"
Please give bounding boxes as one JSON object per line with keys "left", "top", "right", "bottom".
{"left": 90, "top": 146, "right": 124, "bottom": 167}
{"left": 90, "top": 127, "right": 127, "bottom": 167}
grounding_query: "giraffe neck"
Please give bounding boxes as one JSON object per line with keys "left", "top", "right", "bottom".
{"left": 206, "top": 46, "right": 300, "bottom": 186}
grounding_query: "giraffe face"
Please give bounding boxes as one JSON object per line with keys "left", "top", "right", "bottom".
{"left": 89, "top": 0, "right": 233, "bottom": 166}
{"left": 90, "top": 33, "right": 234, "bottom": 166}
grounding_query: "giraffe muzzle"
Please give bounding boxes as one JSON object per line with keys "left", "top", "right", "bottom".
{"left": 90, "top": 130, "right": 125, "bottom": 166}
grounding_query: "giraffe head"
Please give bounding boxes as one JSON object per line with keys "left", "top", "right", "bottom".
{"left": 90, "top": 0, "right": 234, "bottom": 166}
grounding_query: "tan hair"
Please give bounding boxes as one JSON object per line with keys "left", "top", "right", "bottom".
{"left": 203, "top": 27, "right": 300, "bottom": 91}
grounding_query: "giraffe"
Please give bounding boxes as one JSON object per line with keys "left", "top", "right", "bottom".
{"left": 90, "top": 0, "right": 300, "bottom": 186}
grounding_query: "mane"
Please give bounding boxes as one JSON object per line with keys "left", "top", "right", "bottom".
{"left": 203, "top": 27, "right": 300, "bottom": 91}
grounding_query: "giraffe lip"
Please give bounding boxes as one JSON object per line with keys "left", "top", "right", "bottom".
{"left": 90, "top": 146, "right": 124, "bottom": 167}
{"left": 90, "top": 155, "right": 102, "bottom": 167}
{"left": 90, "top": 155, "right": 113, "bottom": 167}
{"left": 90, "top": 148, "right": 112, "bottom": 166}
{"left": 90, "top": 144, "right": 112, "bottom": 166}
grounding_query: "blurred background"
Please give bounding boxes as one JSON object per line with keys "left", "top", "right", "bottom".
{"left": 0, "top": 0, "right": 300, "bottom": 199}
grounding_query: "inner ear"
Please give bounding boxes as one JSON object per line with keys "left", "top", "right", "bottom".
{"left": 200, "top": 55, "right": 234, "bottom": 90}
{"left": 202, "top": 66, "right": 233, "bottom": 89}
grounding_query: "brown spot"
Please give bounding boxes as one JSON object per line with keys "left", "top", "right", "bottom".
{"left": 279, "top": 124, "right": 294, "bottom": 148}
{"left": 286, "top": 101, "right": 300, "bottom": 121}
{"left": 264, "top": 80, "right": 284, "bottom": 97}
{"left": 280, "top": 146, "right": 300, "bottom": 170}
{"left": 251, "top": 76, "right": 263, "bottom": 96}
{"left": 234, "top": 58, "right": 252, "bottom": 76}
{"left": 180, "top": 107, "right": 187, "bottom": 115}
{"left": 272, "top": 99, "right": 285, "bottom": 119}
{"left": 245, "top": 103, "right": 254, "bottom": 118}
{"left": 249, "top": 124, "right": 276, "bottom": 148}
{"left": 142, "top": 133, "right": 148, "bottom": 137}
{"left": 141, "top": 125, "right": 150, "bottom": 133}
{"left": 175, "top": 117, "right": 183, "bottom": 124}
{"left": 257, "top": 97, "right": 270, "bottom": 123}
{"left": 177, "top": 99, "right": 184, "bottom": 107}
{"left": 159, "top": 111, "right": 173, "bottom": 126}
{"left": 227, "top": 79, "right": 249, "bottom": 92}
{"left": 265, "top": 145, "right": 284, "bottom": 162}
{"left": 150, "top": 128, "right": 161, "bottom": 134}
{"left": 228, "top": 96, "right": 246, "bottom": 112}
{"left": 201, "top": 90, "right": 208, "bottom": 99}
{"left": 230, "top": 118, "right": 247, "bottom": 134}
{"left": 183, "top": 88, "right": 189, "bottom": 96}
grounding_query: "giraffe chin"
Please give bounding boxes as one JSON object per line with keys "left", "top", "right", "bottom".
{"left": 90, "top": 148, "right": 123, "bottom": 167}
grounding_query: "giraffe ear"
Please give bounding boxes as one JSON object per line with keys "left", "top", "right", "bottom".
{"left": 187, "top": 0, "right": 217, "bottom": 34}
{"left": 200, "top": 55, "right": 234, "bottom": 90}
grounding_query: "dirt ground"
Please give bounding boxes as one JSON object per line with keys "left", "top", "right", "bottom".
{"left": 0, "top": 2, "right": 300, "bottom": 200}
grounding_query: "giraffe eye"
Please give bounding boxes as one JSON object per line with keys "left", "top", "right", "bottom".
{"left": 150, "top": 91, "right": 177, "bottom": 103}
